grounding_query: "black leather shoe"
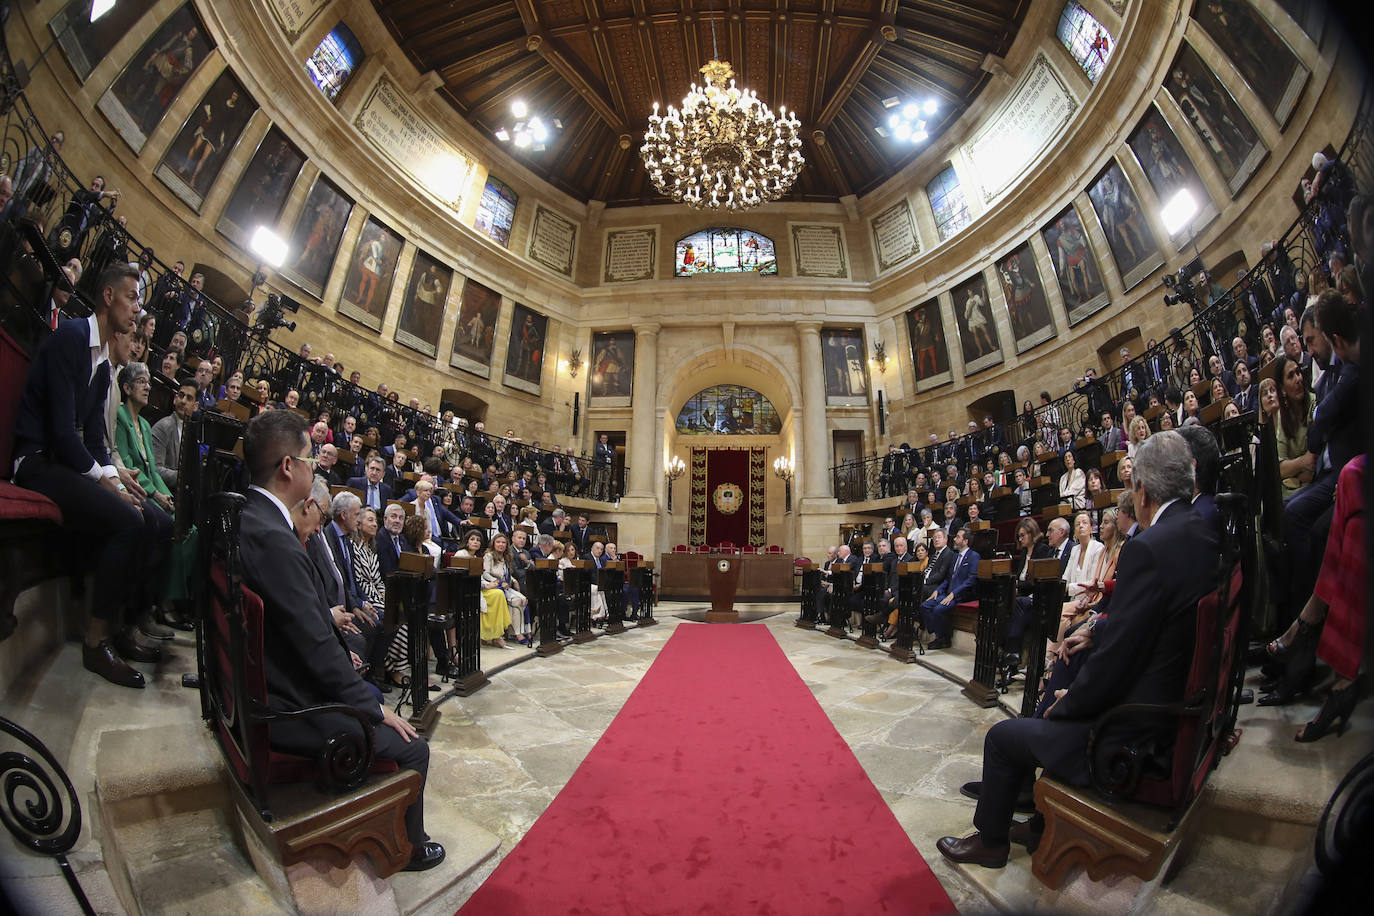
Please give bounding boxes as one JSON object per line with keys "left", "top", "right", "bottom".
{"left": 156, "top": 606, "right": 195, "bottom": 632}
{"left": 138, "top": 612, "right": 175, "bottom": 641}
{"left": 936, "top": 832, "right": 1009, "bottom": 868}
{"left": 927, "top": 636, "right": 952, "bottom": 650}
{"left": 114, "top": 630, "right": 162, "bottom": 663}
{"left": 1009, "top": 817, "right": 1043, "bottom": 852}
{"left": 83, "top": 640, "right": 146, "bottom": 689}
{"left": 959, "top": 781, "right": 1037, "bottom": 813}
{"left": 403, "top": 840, "right": 446, "bottom": 871}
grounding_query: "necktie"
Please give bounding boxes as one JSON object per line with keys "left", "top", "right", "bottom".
{"left": 368, "top": 484, "right": 379, "bottom": 509}
{"left": 393, "top": 534, "right": 401, "bottom": 555}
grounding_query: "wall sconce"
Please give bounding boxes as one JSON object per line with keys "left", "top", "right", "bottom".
{"left": 871, "top": 341, "right": 888, "bottom": 374}
{"left": 772, "top": 456, "right": 794, "bottom": 513}
{"left": 664, "top": 455, "right": 686, "bottom": 511}
{"left": 565, "top": 347, "right": 583, "bottom": 378}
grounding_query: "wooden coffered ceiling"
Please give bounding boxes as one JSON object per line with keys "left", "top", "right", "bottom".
{"left": 372, "top": 0, "right": 1030, "bottom": 207}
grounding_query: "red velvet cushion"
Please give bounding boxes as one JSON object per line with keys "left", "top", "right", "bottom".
{"left": 0, "top": 326, "right": 31, "bottom": 481}
{"left": 0, "top": 481, "right": 61, "bottom": 524}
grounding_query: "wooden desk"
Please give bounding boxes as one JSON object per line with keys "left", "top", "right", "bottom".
{"left": 659, "top": 552, "right": 794, "bottom": 597}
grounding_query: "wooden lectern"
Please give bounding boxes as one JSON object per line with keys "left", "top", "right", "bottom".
{"left": 705, "top": 555, "right": 742, "bottom": 623}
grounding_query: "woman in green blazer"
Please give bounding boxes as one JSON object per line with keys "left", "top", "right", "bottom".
{"left": 116, "top": 362, "right": 194, "bottom": 602}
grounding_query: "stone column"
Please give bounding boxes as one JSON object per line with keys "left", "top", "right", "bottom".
{"left": 797, "top": 322, "right": 829, "bottom": 500}
{"left": 626, "top": 322, "right": 660, "bottom": 497}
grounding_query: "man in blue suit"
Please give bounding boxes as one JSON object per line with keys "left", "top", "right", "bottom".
{"left": 375, "top": 503, "right": 411, "bottom": 581}
{"left": 13, "top": 263, "right": 170, "bottom": 688}
{"left": 919, "top": 526, "right": 980, "bottom": 650}
{"left": 347, "top": 455, "right": 392, "bottom": 511}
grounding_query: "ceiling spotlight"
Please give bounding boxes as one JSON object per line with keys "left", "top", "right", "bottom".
{"left": 878, "top": 99, "right": 935, "bottom": 144}
{"left": 514, "top": 132, "right": 531, "bottom": 149}
{"left": 494, "top": 106, "right": 561, "bottom": 152}
{"left": 511, "top": 99, "right": 528, "bottom": 118}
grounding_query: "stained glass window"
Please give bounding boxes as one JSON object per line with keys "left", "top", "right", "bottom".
{"left": 474, "top": 175, "right": 518, "bottom": 247}
{"left": 675, "top": 228, "right": 777, "bottom": 276}
{"left": 305, "top": 23, "right": 363, "bottom": 102}
{"left": 1057, "top": 1, "right": 1115, "bottom": 84}
{"left": 927, "top": 166, "right": 971, "bottom": 242}
{"left": 675, "top": 385, "right": 781, "bottom": 435}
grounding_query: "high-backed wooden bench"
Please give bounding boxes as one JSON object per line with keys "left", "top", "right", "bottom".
{"left": 1031, "top": 562, "right": 1244, "bottom": 889}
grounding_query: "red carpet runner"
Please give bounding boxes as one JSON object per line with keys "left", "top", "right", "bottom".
{"left": 458, "top": 624, "right": 954, "bottom": 914}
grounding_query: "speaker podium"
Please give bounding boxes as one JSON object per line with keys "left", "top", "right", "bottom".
{"left": 704, "top": 556, "right": 742, "bottom": 623}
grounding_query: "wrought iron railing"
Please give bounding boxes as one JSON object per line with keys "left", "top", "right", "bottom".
{"left": 0, "top": 30, "right": 625, "bottom": 501}
{"left": 832, "top": 90, "right": 1373, "bottom": 504}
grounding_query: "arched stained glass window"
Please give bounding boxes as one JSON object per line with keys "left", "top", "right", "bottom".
{"left": 1057, "top": 2, "right": 1115, "bottom": 84}
{"left": 306, "top": 23, "right": 363, "bottom": 102}
{"left": 676, "top": 385, "right": 782, "bottom": 435}
{"left": 927, "top": 165, "right": 972, "bottom": 242}
{"left": 675, "top": 229, "right": 777, "bottom": 276}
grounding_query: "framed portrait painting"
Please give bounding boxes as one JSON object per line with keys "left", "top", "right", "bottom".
{"left": 283, "top": 174, "right": 353, "bottom": 298}
{"left": 154, "top": 68, "right": 257, "bottom": 212}
{"left": 338, "top": 215, "right": 403, "bottom": 331}
{"left": 1126, "top": 105, "right": 1216, "bottom": 240}
{"left": 395, "top": 249, "right": 452, "bottom": 358}
{"left": 905, "top": 299, "right": 952, "bottom": 392}
{"left": 449, "top": 277, "right": 502, "bottom": 377}
{"left": 502, "top": 303, "right": 548, "bottom": 394}
{"left": 49, "top": 0, "right": 158, "bottom": 82}
{"left": 97, "top": 3, "right": 213, "bottom": 153}
{"left": 996, "top": 242, "right": 1056, "bottom": 353}
{"left": 950, "top": 271, "right": 1003, "bottom": 375}
{"left": 589, "top": 331, "right": 635, "bottom": 403}
{"left": 820, "top": 328, "right": 868, "bottom": 406}
{"left": 1163, "top": 43, "right": 1267, "bottom": 195}
{"left": 1087, "top": 160, "right": 1162, "bottom": 290}
{"left": 217, "top": 126, "right": 306, "bottom": 245}
{"left": 1041, "top": 204, "right": 1109, "bottom": 324}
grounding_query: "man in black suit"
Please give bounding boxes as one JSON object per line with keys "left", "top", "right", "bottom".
{"left": 1045, "top": 517, "right": 1073, "bottom": 576}
{"left": 1073, "top": 368, "right": 1112, "bottom": 421}
{"left": 13, "top": 263, "right": 169, "bottom": 688}
{"left": 539, "top": 508, "right": 568, "bottom": 536}
{"left": 921, "top": 528, "right": 954, "bottom": 601}
{"left": 376, "top": 503, "right": 410, "bottom": 581}
{"left": 347, "top": 455, "right": 392, "bottom": 511}
{"left": 314, "top": 443, "right": 346, "bottom": 486}
{"left": 570, "top": 513, "right": 593, "bottom": 553}
{"left": 981, "top": 416, "right": 1005, "bottom": 460}
{"left": 323, "top": 490, "right": 382, "bottom": 657}
{"left": 1231, "top": 360, "right": 1258, "bottom": 414}
{"left": 938, "top": 431, "right": 1216, "bottom": 867}
{"left": 238, "top": 410, "right": 444, "bottom": 871}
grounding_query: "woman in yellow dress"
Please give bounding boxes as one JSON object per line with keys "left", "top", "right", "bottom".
{"left": 457, "top": 529, "right": 511, "bottom": 647}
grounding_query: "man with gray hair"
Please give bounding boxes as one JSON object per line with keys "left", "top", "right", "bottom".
{"left": 315, "top": 488, "right": 381, "bottom": 668}
{"left": 534, "top": 532, "right": 556, "bottom": 560}
{"left": 939, "top": 431, "right": 1218, "bottom": 868}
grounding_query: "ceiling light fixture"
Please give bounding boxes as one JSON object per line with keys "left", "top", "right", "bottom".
{"left": 875, "top": 98, "right": 937, "bottom": 143}
{"left": 494, "top": 99, "right": 561, "bottom": 152}
{"left": 640, "top": 5, "right": 803, "bottom": 210}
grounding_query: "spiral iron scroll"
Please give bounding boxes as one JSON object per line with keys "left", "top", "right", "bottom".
{"left": 1316, "top": 752, "right": 1374, "bottom": 877}
{"left": 0, "top": 717, "right": 81, "bottom": 856}
{"left": 319, "top": 728, "right": 374, "bottom": 793}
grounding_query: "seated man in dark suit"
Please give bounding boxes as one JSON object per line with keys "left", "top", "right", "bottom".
{"left": 375, "top": 503, "right": 410, "bottom": 580}
{"left": 919, "top": 527, "right": 980, "bottom": 650}
{"left": 539, "top": 507, "right": 570, "bottom": 536}
{"left": 347, "top": 455, "right": 392, "bottom": 512}
{"left": 938, "top": 431, "right": 1216, "bottom": 867}
{"left": 570, "top": 513, "right": 594, "bottom": 554}
{"left": 314, "top": 443, "right": 347, "bottom": 486}
{"left": 13, "top": 263, "right": 170, "bottom": 688}
{"left": 921, "top": 528, "right": 954, "bottom": 601}
{"left": 324, "top": 490, "right": 384, "bottom": 663}
{"left": 238, "top": 410, "right": 444, "bottom": 871}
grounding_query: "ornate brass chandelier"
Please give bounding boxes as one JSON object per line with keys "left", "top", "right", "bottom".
{"left": 641, "top": 58, "right": 804, "bottom": 211}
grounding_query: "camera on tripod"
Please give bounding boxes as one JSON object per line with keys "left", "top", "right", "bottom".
{"left": 253, "top": 292, "right": 300, "bottom": 335}
{"left": 1162, "top": 255, "right": 1205, "bottom": 308}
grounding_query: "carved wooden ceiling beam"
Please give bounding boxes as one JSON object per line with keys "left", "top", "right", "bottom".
{"left": 514, "top": 0, "right": 626, "bottom": 131}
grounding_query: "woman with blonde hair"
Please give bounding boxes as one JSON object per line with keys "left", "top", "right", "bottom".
{"left": 456, "top": 529, "right": 512, "bottom": 648}
{"left": 1126, "top": 415, "right": 1151, "bottom": 459}
{"left": 484, "top": 532, "right": 530, "bottom": 646}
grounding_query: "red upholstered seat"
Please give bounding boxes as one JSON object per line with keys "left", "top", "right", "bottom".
{"left": 792, "top": 557, "right": 813, "bottom": 566}
{"left": 692, "top": 545, "right": 710, "bottom": 554}
{"left": 766, "top": 545, "right": 784, "bottom": 554}
{"left": 0, "top": 481, "right": 61, "bottom": 524}
{"left": 741, "top": 544, "right": 757, "bottom": 554}
{"left": 673, "top": 544, "right": 688, "bottom": 553}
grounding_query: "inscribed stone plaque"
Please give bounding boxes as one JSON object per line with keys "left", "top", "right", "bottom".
{"left": 528, "top": 205, "right": 578, "bottom": 277}
{"left": 449, "top": 277, "right": 502, "bottom": 377}
{"left": 791, "top": 224, "right": 848, "bottom": 279}
{"left": 97, "top": 3, "right": 212, "bottom": 154}
{"left": 871, "top": 200, "right": 919, "bottom": 272}
{"left": 354, "top": 76, "right": 474, "bottom": 213}
{"left": 265, "top": 0, "right": 329, "bottom": 41}
{"left": 963, "top": 53, "right": 1077, "bottom": 204}
{"left": 603, "top": 227, "right": 656, "bottom": 283}
{"left": 395, "top": 249, "right": 451, "bottom": 358}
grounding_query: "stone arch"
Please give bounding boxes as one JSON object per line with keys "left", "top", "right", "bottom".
{"left": 661, "top": 343, "right": 800, "bottom": 426}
